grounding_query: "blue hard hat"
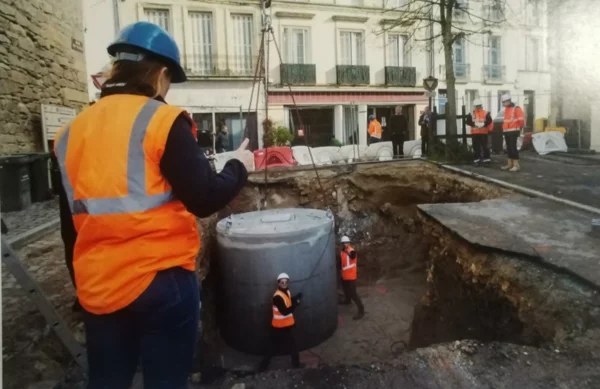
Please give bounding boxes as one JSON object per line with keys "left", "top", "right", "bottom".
{"left": 107, "top": 21, "right": 187, "bottom": 83}
{"left": 368, "top": 114, "right": 375, "bottom": 120}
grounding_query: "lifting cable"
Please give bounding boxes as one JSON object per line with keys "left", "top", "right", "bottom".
{"left": 241, "top": 4, "right": 328, "bottom": 209}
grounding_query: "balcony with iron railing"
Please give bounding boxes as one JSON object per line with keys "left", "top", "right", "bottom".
{"left": 280, "top": 63, "right": 317, "bottom": 85}
{"left": 336, "top": 65, "right": 370, "bottom": 85}
{"left": 483, "top": 65, "right": 506, "bottom": 83}
{"left": 184, "top": 54, "right": 258, "bottom": 78}
{"left": 384, "top": 66, "right": 417, "bottom": 87}
{"left": 439, "top": 63, "right": 471, "bottom": 82}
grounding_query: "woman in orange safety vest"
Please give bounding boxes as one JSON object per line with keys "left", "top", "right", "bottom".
{"left": 54, "top": 22, "right": 252, "bottom": 388}
{"left": 258, "top": 273, "right": 303, "bottom": 372}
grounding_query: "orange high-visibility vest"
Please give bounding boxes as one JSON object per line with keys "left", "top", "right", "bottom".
{"left": 469, "top": 109, "right": 491, "bottom": 135}
{"left": 368, "top": 120, "right": 382, "bottom": 139}
{"left": 54, "top": 94, "right": 201, "bottom": 315}
{"left": 503, "top": 106, "right": 525, "bottom": 132}
{"left": 272, "top": 289, "right": 295, "bottom": 328}
{"left": 340, "top": 245, "right": 357, "bottom": 281}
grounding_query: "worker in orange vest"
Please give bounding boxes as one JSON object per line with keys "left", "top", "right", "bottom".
{"left": 367, "top": 115, "right": 382, "bottom": 145}
{"left": 501, "top": 93, "right": 525, "bottom": 172}
{"left": 466, "top": 98, "right": 493, "bottom": 166}
{"left": 53, "top": 22, "right": 252, "bottom": 388}
{"left": 258, "top": 273, "right": 303, "bottom": 372}
{"left": 339, "top": 236, "right": 365, "bottom": 320}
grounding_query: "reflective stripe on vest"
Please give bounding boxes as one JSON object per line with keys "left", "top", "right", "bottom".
{"left": 503, "top": 106, "right": 523, "bottom": 132}
{"left": 56, "top": 99, "right": 174, "bottom": 215}
{"left": 469, "top": 109, "right": 489, "bottom": 135}
{"left": 272, "top": 289, "right": 295, "bottom": 328}
{"left": 341, "top": 246, "right": 357, "bottom": 280}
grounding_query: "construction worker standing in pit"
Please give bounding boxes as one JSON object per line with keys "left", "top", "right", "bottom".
{"left": 258, "top": 273, "right": 303, "bottom": 372}
{"left": 53, "top": 21, "right": 253, "bottom": 388}
{"left": 339, "top": 236, "right": 365, "bottom": 320}
{"left": 466, "top": 98, "right": 493, "bottom": 166}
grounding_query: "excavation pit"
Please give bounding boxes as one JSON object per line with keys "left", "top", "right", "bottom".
{"left": 198, "top": 160, "right": 600, "bottom": 376}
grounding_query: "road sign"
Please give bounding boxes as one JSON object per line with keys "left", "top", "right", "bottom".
{"left": 423, "top": 76, "right": 438, "bottom": 92}
{"left": 41, "top": 104, "right": 76, "bottom": 151}
{"left": 425, "top": 91, "right": 436, "bottom": 98}
{"left": 91, "top": 73, "right": 107, "bottom": 90}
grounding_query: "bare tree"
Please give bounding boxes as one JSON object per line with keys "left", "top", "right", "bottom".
{"left": 380, "top": 0, "right": 506, "bottom": 146}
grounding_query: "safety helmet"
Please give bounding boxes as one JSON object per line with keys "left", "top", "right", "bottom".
{"left": 340, "top": 236, "right": 351, "bottom": 243}
{"left": 368, "top": 114, "right": 375, "bottom": 120}
{"left": 277, "top": 273, "right": 290, "bottom": 281}
{"left": 501, "top": 93, "right": 512, "bottom": 102}
{"left": 473, "top": 98, "right": 483, "bottom": 107}
{"left": 107, "top": 22, "right": 187, "bottom": 83}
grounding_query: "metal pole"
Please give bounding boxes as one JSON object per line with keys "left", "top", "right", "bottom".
{"left": 240, "top": 105, "right": 243, "bottom": 148}
{"left": 211, "top": 111, "right": 216, "bottom": 154}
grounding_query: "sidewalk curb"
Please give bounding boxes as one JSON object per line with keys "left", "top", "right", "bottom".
{"left": 6, "top": 218, "right": 61, "bottom": 249}
{"left": 435, "top": 163, "right": 600, "bottom": 216}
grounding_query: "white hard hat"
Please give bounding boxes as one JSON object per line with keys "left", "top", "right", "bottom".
{"left": 501, "top": 93, "right": 511, "bottom": 102}
{"left": 277, "top": 273, "right": 290, "bottom": 281}
{"left": 473, "top": 98, "right": 483, "bottom": 106}
{"left": 340, "top": 236, "right": 351, "bottom": 243}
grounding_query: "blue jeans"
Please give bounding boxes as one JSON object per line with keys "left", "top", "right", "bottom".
{"left": 83, "top": 267, "right": 201, "bottom": 389}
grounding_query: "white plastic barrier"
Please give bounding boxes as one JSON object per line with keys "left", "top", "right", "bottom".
{"left": 291, "top": 146, "right": 313, "bottom": 166}
{"left": 364, "top": 141, "right": 394, "bottom": 161}
{"left": 213, "top": 151, "right": 255, "bottom": 173}
{"left": 403, "top": 140, "right": 422, "bottom": 158}
{"left": 532, "top": 131, "right": 568, "bottom": 155}
{"left": 311, "top": 147, "right": 342, "bottom": 164}
{"left": 339, "top": 145, "right": 367, "bottom": 162}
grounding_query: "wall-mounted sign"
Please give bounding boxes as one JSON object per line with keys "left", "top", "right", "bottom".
{"left": 41, "top": 104, "right": 76, "bottom": 151}
{"left": 71, "top": 38, "right": 84, "bottom": 52}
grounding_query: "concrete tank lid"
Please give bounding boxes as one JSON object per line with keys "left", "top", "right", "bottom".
{"left": 216, "top": 208, "right": 333, "bottom": 237}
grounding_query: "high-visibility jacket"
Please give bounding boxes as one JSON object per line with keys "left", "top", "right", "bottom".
{"left": 469, "top": 109, "right": 493, "bottom": 135}
{"left": 503, "top": 105, "right": 525, "bottom": 133}
{"left": 272, "top": 289, "right": 295, "bottom": 328}
{"left": 340, "top": 245, "right": 357, "bottom": 281}
{"left": 368, "top": 120, "right": 382, "bottom": 139}
{"left": 54, "top": 94, "right": 201, "bottom": 315}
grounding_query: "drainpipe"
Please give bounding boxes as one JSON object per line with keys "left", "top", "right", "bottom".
{"left": 112, "top": 0, "right": 121, "bottom": 37}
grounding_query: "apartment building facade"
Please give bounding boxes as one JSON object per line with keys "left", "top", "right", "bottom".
{"left": 83, "top": 0, "right": 551, "bottom": 149}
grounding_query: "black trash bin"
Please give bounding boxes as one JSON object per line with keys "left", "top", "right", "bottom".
{"left": 0, "top": 155, "right": 33, "bottom": 212}
{"left": 16, "top": 152, "right": 52, "bottom": 202}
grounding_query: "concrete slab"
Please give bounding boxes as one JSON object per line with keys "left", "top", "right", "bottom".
{"left": 418, "top": 198, "right": 600, "bottom": 288}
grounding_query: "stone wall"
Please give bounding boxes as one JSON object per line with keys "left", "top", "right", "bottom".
{"left": 0, "top": 0, "right": 88, "bottom": 154}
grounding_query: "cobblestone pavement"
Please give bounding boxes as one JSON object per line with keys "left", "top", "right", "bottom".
{"left": 2, "top": 199, "right": 60, "bottom": 242}
{"left": 2, "top": 231, "right": 83, "bottom": 389}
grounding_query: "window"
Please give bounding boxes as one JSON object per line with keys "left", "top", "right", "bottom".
{"left": 231, "top": 14, "right": 254, "bottom": 74}
{"left": 144, "top": 8, "right": 170, "bottom": 32}
{"left": 387, "top": 34, "right": 408, "bottom": 67}
{"left": 525, "top": 36, "right": 540, "bottom": 71}
{"left": 453, "top": 0, "right": 468, "bottom": 20}
{"left": 488, "top": 36, "right": 502, "bottom": 79}
{"left": 189, "top": 12, "right": 213, "bottom": 74}
{"left": 283, "top": 27, "right": 309, "bottom": 64}
{"left": 526, "top": 0, "right": 541, "bottom": 26}
{"left": 339, "top": 31, "right": 364, "bottom": 66}
{"left": 487, "top": 0, "right": 504, "bottom": 22}
{"left": 453, "top": 37, "right": 468, "bottom": 77}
